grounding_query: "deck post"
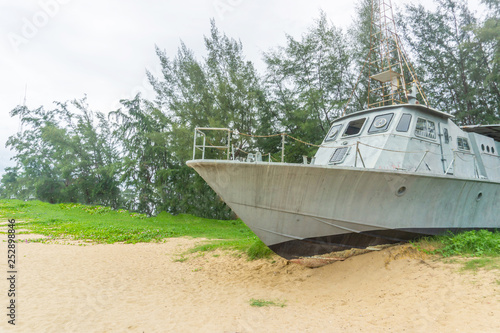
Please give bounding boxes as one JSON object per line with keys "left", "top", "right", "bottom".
{"left": 356, "top": 142, "right": 366, "bottom": 168}
{"left": 227, "top": 129, "right": 231, "bottom": 160}
{"left": 193, "top": 128, "right": 198, "bottom": 160}
{"left": 202, "top": 134, "right": 206, "bottom": 160}
{"left": 281, "top": 134, "right": 285, "bottom": 163}
{"left": 355, "top": 142, "right": 359, "bottom": 167}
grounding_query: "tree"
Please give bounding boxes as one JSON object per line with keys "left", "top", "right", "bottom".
{"left": 474, "top": 0, "right": 500, "bottom": 117}
{"left": 149, "top": 20, "right": 268, "bottom": 161}
{"left": 399, "top": 0, "right": 500, "bottom": 124}
{"left": 0, "top": 167, "right": 31, "bottom": 200}
{"left": 5, "top": 97, "right": 121, "bottom": 206}
{"left": 263, "top": 12, "right": 352, "bottom": 162}
{"left": 146, "top": 20, "right": 268, "bottom": 218}
{"left": 347, "top": 0, "right": 376, "bottom": 112}
{"left": 111, "top": 95, "right": 173, "bottom": 215}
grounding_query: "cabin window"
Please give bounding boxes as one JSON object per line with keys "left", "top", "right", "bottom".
{"left": 368, "top": 113, "right": 394, "bottom": 133}
{"left": 325, "top": 124, "right": 343, "bottom": 142}
{"left": 415, "top": 117, "right": 436, "bottom": 139}
{"left": 342, "top": 118, "right": 366, "bottom": 137}
{"left": 396, "top": 113, "right": 412, "bottom": 132}
{"left": 457, "top": 137, "right": 470, "bottom": 151}
{"left": 444, "top": 128, "right": 449, "bottom": 144}
{"left": 330, "top": 147, "right": 349, "bottom": 164}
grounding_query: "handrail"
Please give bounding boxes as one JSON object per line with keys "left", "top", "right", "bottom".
{"left": 192, "top": 127, "right": 288, "bottom": 163}
{"left": 193, "top": 127, "right": 231, "bottom": 160}
{"left": 415, "top": 151, "right": 429, "bottom": 172}
{"left": 355, "top": 141, "right": 366, "bottom": 168}
{"left": 191, "top": 128, "right": 492, "bottom": 180}
{"left": 445, "top": 157, "right": 455, "bottom": 175}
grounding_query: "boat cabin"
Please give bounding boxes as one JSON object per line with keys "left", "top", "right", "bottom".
{"left": 314, "top": 104, "right": 500, "bottom": 182}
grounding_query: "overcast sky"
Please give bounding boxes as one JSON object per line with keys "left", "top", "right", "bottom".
{"left": 0, "top": 0, "right": 484, "bottom": 174}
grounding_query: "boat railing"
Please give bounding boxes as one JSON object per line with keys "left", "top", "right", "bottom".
{"left": 453, "top": 150, "right": 481, "bottom": 178}
{"left": 355, "top": 142, "right": 482, "bottom": 178}
{"left": 354, "top": 141, "right": 366, "bottom": 168}
{"left": 354, "top": 141, "right": 435, "bottom": 172}
{"left": 192, "top": 127, "right": 290, "bottom": 163}
{"left": 192, "top": 128, "right": 484, "bottom": 178}
{"left": 193, "top": 127, "right": 231, "bottom": 160}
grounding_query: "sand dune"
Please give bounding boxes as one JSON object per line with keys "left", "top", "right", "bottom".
{"left": 0, "top": 235, "right": 499, "bottom": 332}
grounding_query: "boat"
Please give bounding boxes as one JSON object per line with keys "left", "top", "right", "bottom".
{"left": 186, "top": 0, "right": 500, "bottom": 259}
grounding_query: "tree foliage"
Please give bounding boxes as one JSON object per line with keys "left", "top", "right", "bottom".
{"left": 399, "top": 0, "right": 500, "bottom": 124}
{"left": 264, "top": 12, "right": 352, "bottom": 162}
{"left": 4, "top": 98, "right": 121, "bottom": 206}
{"left": 347, "top": 0, "right": 377, "bottom": 111}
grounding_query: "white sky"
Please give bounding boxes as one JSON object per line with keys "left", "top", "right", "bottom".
{"left": 0, "top": 0, "right": 485, "bottom": 174}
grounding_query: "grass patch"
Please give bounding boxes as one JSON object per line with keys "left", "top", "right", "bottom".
{"left": 461, "top": 257, "right": 500, "bottom": 272}
{"left": 431, "top": 230, "right": 500, "bottom": 257}
{"left": 411, "top": 236, "right": 445, "bottom": 254}
{"left": 173, "top": 256, "right": 188, "bottom": 263}
{"left": 246, "top": 239, "right": 274, "bottom": 260}
{"left": 413, "top": 230, "right": 500, "bottom": 257}
{"left": 249, "top": 298, "right": 286, "bottom": 308}
{"left": 413, "top": 230, "right": 500, "bottom": 271}
{"left": 187, "top": 238, "right": 274, "bottom": 260}
{"left": 0, "top": 199, "right": 260, "bottom": 255}
{"left": 188, "top": 239, "right": 257, "bottom": 254}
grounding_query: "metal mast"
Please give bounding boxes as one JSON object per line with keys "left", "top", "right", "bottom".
{"left": 367, "top": 0, "right": 428, "bottom": 108}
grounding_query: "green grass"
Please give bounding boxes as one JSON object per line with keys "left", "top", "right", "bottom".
{"left": 173, "top": 256, "right": 188, "bottom": 263}
{"left": 461, "top": 257, "right": 500, "bottom": 271}
{"left": 249, "top": 298, "right": 287, "bottom": 308}
{"left": 413, "top": 230, "right": 500, "bottom": 271}
{"left": 414, "top": 230, "right": 500, "bottom": 257}
{"left": 0, "top": 199, "right": 271, "bottom": 258}
{"left": 430, "top": 230, "right": 500, "bottom": 257}
{"left": 246, "top": 239, "right": 274, "bottom": 260}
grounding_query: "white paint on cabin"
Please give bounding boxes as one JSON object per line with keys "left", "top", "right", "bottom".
{"left": 314, "top": 105, "right": 500, "bottom": 182}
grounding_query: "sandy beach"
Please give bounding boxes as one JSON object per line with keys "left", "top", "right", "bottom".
{"left": 0, "top": 234, "right": 499, "bottom": 333}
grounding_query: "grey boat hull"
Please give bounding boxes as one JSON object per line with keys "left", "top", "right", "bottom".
{"left": 187, "top": 160, "right": 499, "bottom": 259}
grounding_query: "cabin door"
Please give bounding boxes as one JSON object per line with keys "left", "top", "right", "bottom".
{"left": 439, "top": 124, "right": 454, "bottom": 174}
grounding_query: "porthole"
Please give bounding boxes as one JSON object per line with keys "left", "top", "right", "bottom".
{"left": 476, "top": 192, "right": 483, "bottom": 201}
{"left": 396, "top": 186, "right": 407, "bottom": 197}
{"left": 374, "top": 118, "right": 387, "bottom": 128}
{"left": 325, "top": 124, "right": 343, "bottom": 142}
{"left": 481, "top": 144, "right": 485, "bottom": 151}
{"left": 487, "top": 146, "right": 490, "bottom": 153}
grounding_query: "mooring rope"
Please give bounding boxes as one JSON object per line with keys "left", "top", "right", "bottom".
{"left": 200, "top": 128, "right": 445, "bottom": 155}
